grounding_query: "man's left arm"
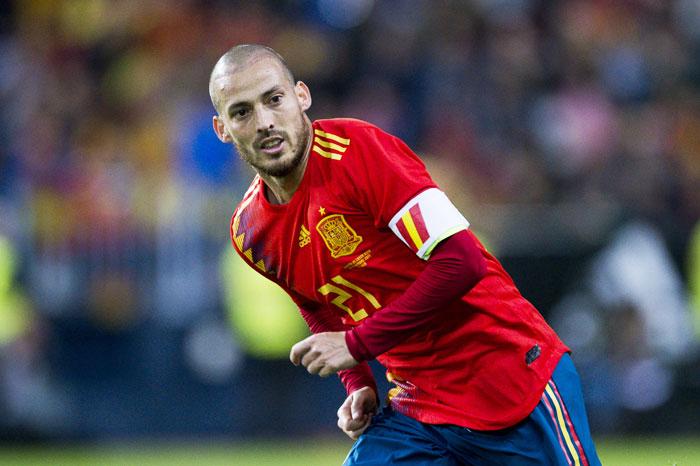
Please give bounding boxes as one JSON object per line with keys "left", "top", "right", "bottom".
{"left": 293, "top": 124, "right": 486, "bottom": 373}
{"left": 346, "top": 229, "right": 486, "bottom": 361}
{"left": 291, "top": 229, "right": 487, "bottom": 372}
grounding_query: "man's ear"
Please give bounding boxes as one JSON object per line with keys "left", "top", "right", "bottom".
{"left": 295, "top": 81, "right": 312, "bottom": 112}
{"left": 213, "top": 116, "right": 232, "bottom": 143}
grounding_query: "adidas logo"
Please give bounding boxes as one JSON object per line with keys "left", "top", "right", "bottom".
{"left": 298, "top": 225, "right": 311, "bottom": 248}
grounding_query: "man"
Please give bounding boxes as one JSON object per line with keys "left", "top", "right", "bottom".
{"left": 210, "top": 44, "right": 601, "bottom": 465}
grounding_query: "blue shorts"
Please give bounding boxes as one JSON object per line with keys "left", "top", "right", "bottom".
{"left": 343, "top": 354, "right": 601, "bottom": 466}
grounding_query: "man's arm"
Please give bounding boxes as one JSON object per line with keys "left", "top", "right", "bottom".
{"left": 346, "top": 229, "right": 486, "bottom": 361}
{"left": 297, "top": 305, "right": 377, "bottom": 395}
{"left": 295, "top": 304, "right": 378, "bottom": 440}
{"left": 292, "top": 229, "right": 486, "bottom": 374}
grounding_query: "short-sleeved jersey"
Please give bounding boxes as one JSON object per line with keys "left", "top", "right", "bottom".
{"left": 230, "top": 118, "right": 569, "bottom": 430}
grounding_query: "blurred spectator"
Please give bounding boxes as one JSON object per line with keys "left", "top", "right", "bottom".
{"left": 689, "top": 221, "right": 700, "bottom": 340}
{"left": 551, "top": 221, "right": 696, "bottom": 433}
{"left": 0, "top": 233, "right": 68, "bottom": 440}
{"left": 590, "top": 222, "right": 694, "bottom": 363}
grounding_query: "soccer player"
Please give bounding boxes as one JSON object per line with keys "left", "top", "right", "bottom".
{"left": 210, "top": 44, "right": 601, "bottom": 465}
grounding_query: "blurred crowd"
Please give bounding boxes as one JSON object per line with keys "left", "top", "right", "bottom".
{"left": 0, "top": 0, "right": 698, "bottom": 440}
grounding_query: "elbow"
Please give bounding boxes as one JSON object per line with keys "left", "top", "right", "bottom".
{"left": 433, "top": 229, "right": 487, "bottom": 292}
{"left": 464, "top": 252, "right": 487, "bottom": 290}
{"left": 450, "top": 244, "right": 485, "bottom": 292}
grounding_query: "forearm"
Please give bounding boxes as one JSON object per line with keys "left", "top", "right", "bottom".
{"left": 346, "top": 229, "right": 487, "bottom": 361}
{"left": 299, "top": 305, "right": 377, "bottom": 395}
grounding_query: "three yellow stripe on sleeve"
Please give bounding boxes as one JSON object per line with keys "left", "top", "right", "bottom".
{"left": 315, "top": 129, "right": 350, "bottom": 145}
{"left": 313, "top": 129, "right": 350, "bottom": 160}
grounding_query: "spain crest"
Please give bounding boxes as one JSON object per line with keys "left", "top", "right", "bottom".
{"left": 316, "top": 214, "right": 363, "bottom": 258}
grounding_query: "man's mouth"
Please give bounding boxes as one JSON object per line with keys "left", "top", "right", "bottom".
{"left": 259, "top": 136, "right": 284, "bottom": 154}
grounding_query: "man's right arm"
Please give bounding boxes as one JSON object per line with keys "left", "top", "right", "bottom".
{"left": 298, "top": 304, "right": 378, "bottom": 397}
{"left": 297, "top": 304, "right": 379, "bottom": 440}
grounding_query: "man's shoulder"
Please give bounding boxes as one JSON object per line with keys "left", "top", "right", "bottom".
{"left": 312, "top": 118, "right": 382, "bottom": 138}
{"left": 230, "top": 176, "right": 263, "bottom": 251}
{"left": 310, "top": 118, "right": 391, "bottom": 167}
{"left": 232, "top": 175, "right": 262, "bottom": 216}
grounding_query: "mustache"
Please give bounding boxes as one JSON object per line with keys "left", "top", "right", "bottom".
{"left": 255, "top": 129, "right": 285, "bottom": 145}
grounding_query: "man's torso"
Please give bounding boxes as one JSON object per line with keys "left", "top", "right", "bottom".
{"left": 231, "top": 118, "right": 569, "bottom": 430}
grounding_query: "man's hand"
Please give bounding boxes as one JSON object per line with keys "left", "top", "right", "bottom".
{"left": 290, "top": 331, "right": 358, "bottom": 377}
{"left": 337, "top": 386, "right": 378, "bottom": 440}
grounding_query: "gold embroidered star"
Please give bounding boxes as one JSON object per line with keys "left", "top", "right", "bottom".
{"left": 318, "top": 206, "right": 326, "bottom": 216}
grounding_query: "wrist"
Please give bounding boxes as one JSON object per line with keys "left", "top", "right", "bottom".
{"left": 338, "top": 360, "right": 377, "bottom": 396}
{"left": 352, "top": 386, "right": 379, "bottom": 410}
{"left": 351, "top": 385, "right": 376, "bottom": 395}
{"left": 345, "top": 328, "right": 374, "bottom": 362}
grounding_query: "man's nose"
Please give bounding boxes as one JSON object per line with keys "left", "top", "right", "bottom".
{"left": 255, "top": 107, "right": 274, "bottom": 133}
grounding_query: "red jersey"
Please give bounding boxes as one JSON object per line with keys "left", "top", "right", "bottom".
{"left": 230, "top": 118, "right": 569, "bottom": 430}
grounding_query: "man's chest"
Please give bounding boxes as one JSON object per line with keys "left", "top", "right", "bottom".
{"left": 235, "top": 192, "right": 413, "bottom": 323}
{"left": 273, "top": 193, "right": 391, "bottom": 292}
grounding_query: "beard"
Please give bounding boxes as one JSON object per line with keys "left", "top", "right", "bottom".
{"left": 236, "top": 115, "right": 310, "bottom": 178}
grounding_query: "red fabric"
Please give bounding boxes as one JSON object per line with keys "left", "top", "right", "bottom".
{"left": 394, "top": 218, "right": 413, "bottom": 250}
{"left": 229, "top": 118, "right": 569, "bottom": 430}
{"left": 345, "top": 229, "right": 486, "bottom": 361}
{"left": 408, "top": 204, "right": 430, "bottom": 243}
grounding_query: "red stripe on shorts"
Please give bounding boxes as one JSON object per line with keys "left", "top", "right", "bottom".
{"left": 549, "top": 380, "right": 589, "bottom": 466}
{"left": 541, "top": 392, "right": 573, "bottom": 466}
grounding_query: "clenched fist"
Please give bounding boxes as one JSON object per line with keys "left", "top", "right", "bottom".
{"left": 337, "top": 386, "right": 378, "bottom": 439}
{"left": 290, "top": 331, "right": 358, "bottom": 377}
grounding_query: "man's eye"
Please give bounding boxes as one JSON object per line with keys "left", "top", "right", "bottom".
{"left": 270, "top": 95, "right": 282, "bottom": 104}
{"left": 234, "top": 108, "right": 248, "bottom": 119}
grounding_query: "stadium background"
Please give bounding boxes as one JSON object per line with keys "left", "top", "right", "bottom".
{"left": 0, "top": 0, "right": 699, "bottom": 463}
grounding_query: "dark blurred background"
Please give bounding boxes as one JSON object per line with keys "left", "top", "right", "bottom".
{"left": 0, "top": 0, "right": 698, "bottom": 443}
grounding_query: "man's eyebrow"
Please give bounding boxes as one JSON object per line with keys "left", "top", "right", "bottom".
{"left": 261, "top": 85, "right": 285, "bottom": 101}
{"left": 226, "top": 86, "right": 285, "bottom": 115}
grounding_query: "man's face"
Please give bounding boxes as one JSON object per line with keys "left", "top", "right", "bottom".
{"left": 213, "top": 57, "right": 311, "bottom": 178}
